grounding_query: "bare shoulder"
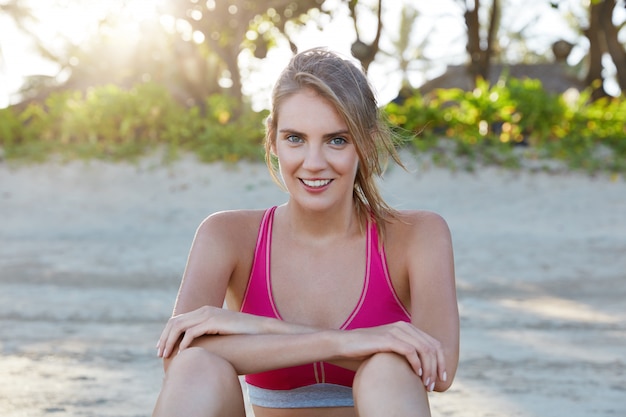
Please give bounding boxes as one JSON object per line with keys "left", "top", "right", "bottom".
{"left": 387, "top": 210, "right": 452, "bottom": 244}
{"left": 192, "top": 209, "right": 268, "bottom": 263}
{"left": 197, "top": 209, "right": 266, "bottom": 241}
{"left": 172, "top": 209, "right": 269, "bottom": 312}
{"left": 383, "top": 210, "right": 455, "bottom": 314}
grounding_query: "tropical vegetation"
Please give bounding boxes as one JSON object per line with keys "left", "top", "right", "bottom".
{"left": 0, "top": 0, "right": 624, "bottom": 174}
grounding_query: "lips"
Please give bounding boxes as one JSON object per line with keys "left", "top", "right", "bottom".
{"left": 300, "top": 178, "right": 332, "bottom": 188}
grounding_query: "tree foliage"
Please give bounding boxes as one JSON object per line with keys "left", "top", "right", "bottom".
{"left": 451, "top": 0, "right": 625, "bottom": 97}
{"left": 161, "top": 0, "right": 327, "bottom": 102}
{"left": 1, "top": 0, "right": 624, "bottom": 113}
{"left": 2, "top": 0, "right": 332, "bottom": 109}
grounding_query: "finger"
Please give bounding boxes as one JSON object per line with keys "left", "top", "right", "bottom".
{"left": 423, "top": 341, "right": 439, "bottom": 391}
{"left": 425, "top": 340, "right": 444, "bottom": 391}
{"left": 157, "top": 321, "right": 174, "bottom": 357}
{"left": 382, "top": 331, "right": 423, "bottom": 377}
{"left": 160, "top": 316, "right": 190, "bottom": 358}
{"left": 178, "top": 324, "right": 205, "bottom": 352}
{"left": 401, "top": 345, "right": 424, "bottom": 378}
{"left": 398, "top": 331, "right": 436, "bottom": 388}
{"left": 395, "top": 342, "right": 422, "bottom": 376}
{"left": 389, "top": 323, "right": 433, "bottom": 384}
{"left": 436, "top": 342, "right": 447, "bottom": 383}
{"left": 180, "top": 315, "right": 224, "bottom": 352}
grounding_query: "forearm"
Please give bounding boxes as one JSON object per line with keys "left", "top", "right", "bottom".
{"left": 160, "top": 308, "right": 439, "bottom": 378}
{"left": 254, "top": 314, "right": 321, "bottom": 335}
{"left": 196, "top": 315, "right": 363, "bottom": 372}
{"left": 185, "top": 330, "right": 344, "bottom": 375}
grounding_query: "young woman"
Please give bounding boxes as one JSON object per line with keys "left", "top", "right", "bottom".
{"left": 152, "top": 48, "right": 459, "bottom": 417}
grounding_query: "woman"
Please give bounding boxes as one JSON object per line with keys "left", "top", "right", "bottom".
{"left": 153, "top": 48, "right": 459, "bottom": 417}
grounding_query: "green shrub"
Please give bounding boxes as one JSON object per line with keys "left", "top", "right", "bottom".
{"left": 190, "top": 95, "right": 267, "bottom": 163}
{"left": 384, "top": 77, "right": 626, "bottom": 173}
{"left": 0, "top": 83, "right": 267, "bottom": 163}
{"left": 2, "top": 78, "right": 624, "bottom": 174}
{"left": 0, "top": 106, "right": 26, "bottom": 148}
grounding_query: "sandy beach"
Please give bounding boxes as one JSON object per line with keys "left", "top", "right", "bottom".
{"left": 1, "top": 154, "right": 624, "bottom": 416}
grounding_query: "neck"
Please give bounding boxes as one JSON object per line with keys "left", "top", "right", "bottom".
{"left": 278, "top": 200, "right": 362, "bottom": 241}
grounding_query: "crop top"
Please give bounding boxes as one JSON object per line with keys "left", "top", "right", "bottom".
{"left": 240, "top": 206, "right": 411, "bottom": 408}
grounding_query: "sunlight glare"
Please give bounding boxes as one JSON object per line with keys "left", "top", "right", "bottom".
{"left": 499, "top": 296, "right": 621, "bottom": 324}
{"left": 124, "top": 0, "right": 164, "bottom": 22}
{"left": 28, "top": 0, "right": 165, "bottom": 46}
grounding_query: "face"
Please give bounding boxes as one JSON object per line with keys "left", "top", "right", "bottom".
{"left": 272, "top": 88, "right": 360, "bottom": 213}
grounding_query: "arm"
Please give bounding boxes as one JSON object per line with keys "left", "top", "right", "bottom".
{"left": 157, "top": 212, "right": 358, "bottom": 371}
{"left": 159, "top": 304, "right": 433, "bottom": 375}
{"left": 406, "top": 211, "right": 460, "bottom": 392}
{"left": 157, "top": 210, "right": 457, "bottom": 377}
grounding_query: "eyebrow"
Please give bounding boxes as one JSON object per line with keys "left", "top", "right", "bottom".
{"left": 278, "top": 128, "right": 351, "bottom": 139}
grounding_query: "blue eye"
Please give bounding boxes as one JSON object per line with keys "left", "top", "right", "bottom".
{"left": 286, "top": 135, "right": 303, "bottom": 143}
{"left": 329, "top": 137, "right": 347, "bottom": 145}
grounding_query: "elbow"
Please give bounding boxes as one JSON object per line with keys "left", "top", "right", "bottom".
{"left": 434, "top": 378, "right": 454, "bottom": 392}
{"left": 434, "top": 366, "right": 457, "bottom": 392}
{"left": 435, "top": 340, "right": 459, "bottom": 392}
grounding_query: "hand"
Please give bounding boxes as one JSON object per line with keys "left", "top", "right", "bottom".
{"left": 156, "top": 306, "right": 269, "bottom": 358}
{"left": 339, "top": 322, "right": 447, "bottom": 391}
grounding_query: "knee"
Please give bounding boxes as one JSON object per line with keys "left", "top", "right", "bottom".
{"left": 353, "top": 353, "right": 430, "bottom": 416}
{"left": 163, "top": 347, "right": 239, "bottom": 389}
{"left": 353, "top": 352, "right": 423, "bottom": 397}
{"left": 154, "top": 348, "right": 246, "bottom": 416}
{"left": 354, "top": 352, "right": 412, "bottom": 387}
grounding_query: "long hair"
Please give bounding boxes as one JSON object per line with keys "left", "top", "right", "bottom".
{"left": 264, "top": 48, "right": 405, "bottom": 237}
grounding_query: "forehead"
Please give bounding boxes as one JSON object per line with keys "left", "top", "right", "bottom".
{"left": 276, "top": 88, "right": 347, "bottom": 132}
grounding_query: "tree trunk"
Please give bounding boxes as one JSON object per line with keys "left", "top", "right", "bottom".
{"left": 464, "top": 0, "right": 499, "bottom": 84}
{"left": 348, "top": 0, "right": 383, "bottom": 72}
{"left": 465, "top": 0, "right": 483, "bottom": 81}
{"left": 485, "top": 0, "right": 499, "bottom": 76}
{"left": 600, "top": 0, "right": 626, "bottom": 92}
{"left": 584, "top": 2, "right": 608, "bottom": 100}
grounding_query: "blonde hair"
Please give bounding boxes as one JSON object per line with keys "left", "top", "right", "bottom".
{"left": 264, "top": 48, "right": 404, "bottom": 236}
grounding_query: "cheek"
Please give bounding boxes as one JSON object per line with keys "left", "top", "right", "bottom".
{"left": 275, "top": 148, "right": 298, "bottom": 179}
{"left": 275, "top": 143, "right": 294, "bottom": 164}
{"left": 345, "top": 152, "right": 360, "bottom": 179}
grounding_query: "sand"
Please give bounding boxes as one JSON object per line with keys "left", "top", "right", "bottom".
{"left": 0, "top": 154, "right": 624, "bottom": 416}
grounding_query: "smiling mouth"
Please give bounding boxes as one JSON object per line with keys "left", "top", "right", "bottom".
{"left": 300, "top": 179, "right": 332, "bottom": 188}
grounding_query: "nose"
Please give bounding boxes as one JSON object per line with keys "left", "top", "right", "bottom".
{"left": 302, "top": 143, "right": 326, "bottom": 172}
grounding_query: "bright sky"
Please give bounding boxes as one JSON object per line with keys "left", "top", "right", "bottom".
{"left": 0, "top": 0, "right": 622, "bottom": 109}
{"left": 0, "top": 0, "right": 165, "bottom": 107}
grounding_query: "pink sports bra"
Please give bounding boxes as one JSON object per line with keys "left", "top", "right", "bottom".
{"left": 241, "top": 206, "right": 411, "bottom": 391}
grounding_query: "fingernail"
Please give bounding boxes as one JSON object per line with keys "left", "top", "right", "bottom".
{"left": 163, "top": 349, "right": 168, "bottom": 358}
{"left": 443, "top": 371, "right": 448, "bottom": 382}
{"left": 156, "top": 340, "right": 160, "bottom": 349}
{"left": 429, "top": 382, "right": 435, "bottom": 392}
{"left": 418, "top": 368, "right": 423, "bottom": 377}
{"left": 424, "top": 377, "right": 430, "bottom": 387}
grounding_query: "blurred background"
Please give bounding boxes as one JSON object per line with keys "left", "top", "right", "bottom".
{"left": 0, "top": 0, "right": 625, "bottom": 172}
{"left": 1, "top": 2, "right": 625, "bottom": 416}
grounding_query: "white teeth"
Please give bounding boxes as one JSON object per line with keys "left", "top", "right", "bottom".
{"left": 302, "top": 179, "right": 331, "bottom": 188}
